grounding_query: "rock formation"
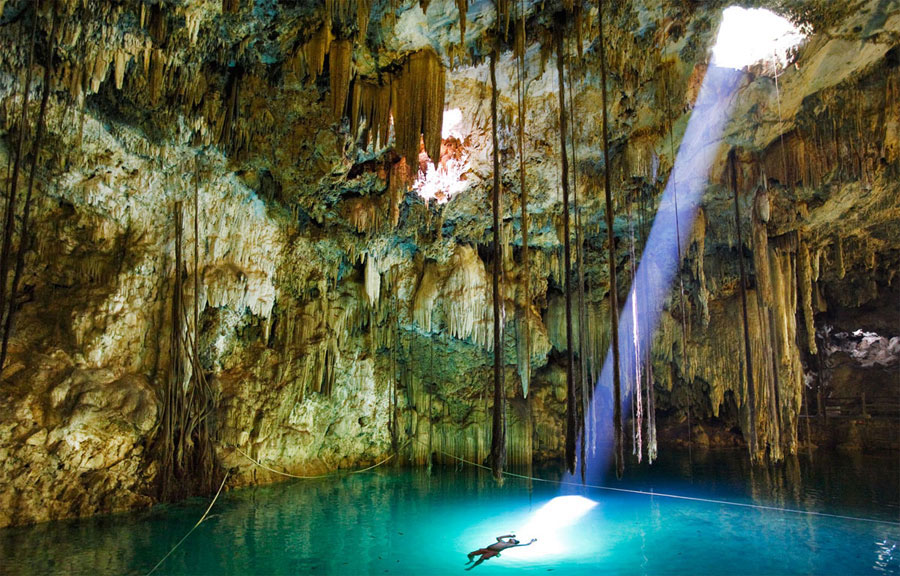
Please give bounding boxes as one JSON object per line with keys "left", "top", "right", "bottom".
{"left": 0, "top": 0, "right": 897, "bottom": 527}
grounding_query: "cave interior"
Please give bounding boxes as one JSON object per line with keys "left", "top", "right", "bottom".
{"left": 0, "top": 0, "right": 898, "bottom": 573}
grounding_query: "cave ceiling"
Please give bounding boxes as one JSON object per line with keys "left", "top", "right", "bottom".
{"left": 0, "top": 0, "right": 898, "bottom": 526}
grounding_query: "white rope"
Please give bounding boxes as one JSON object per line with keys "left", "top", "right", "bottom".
{"left": 233, "top": 442, "right": 405, "bottom": 480}
{"left": 146, "top": 472, "right": 229, "bottom": 576}
{"left": 413, "top": 438, "right": 900, "bottom": 528}
{"left": 144, "top": 444, "right": 402, "bottom": 574}
{"left": 145, "top": 438, "right": 896, "bottom": 576}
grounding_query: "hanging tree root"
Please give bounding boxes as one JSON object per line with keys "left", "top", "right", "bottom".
{"left": 663, "top": 65, "right": 693, "bottom": 468}
{"left": 0, "top": 2, "right": 38, "bottom": 371}
{"left": 555, "top": 15, "right": 578, "bottom": 476}
{"left": 152, "top": 189, "right": 221, "bottom": 502}
{"left": 489, "top": 38, "right": 506, "bottom": 482}
{"left": 566, "top": 40, "right": 590, "bottom": 482}
{"left": 597, "top": 0, "right": 624, "bottom": 479}
{"left": 514, "top": 0, "right": 531, "bottom": 400}
{"left": 1, "top": 0, "right": 61, "bottom": 372}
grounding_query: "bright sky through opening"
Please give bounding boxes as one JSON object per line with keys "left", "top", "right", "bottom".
{"left": 414, "top": 108, "right": 470, "bottom": 203}
{"left": 441, "top": 107, "right": 464, "bottom": 139}
{"left": 712, "top": 7, "right": 805, "bottom": 69}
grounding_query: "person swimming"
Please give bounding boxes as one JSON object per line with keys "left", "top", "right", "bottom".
{"left": 465, "top": 534, "right": 536, "bottom": 570}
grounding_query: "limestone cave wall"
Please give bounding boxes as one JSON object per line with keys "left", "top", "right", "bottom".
{"left": 0, "top": 0, "right": 897, "bottom": 527}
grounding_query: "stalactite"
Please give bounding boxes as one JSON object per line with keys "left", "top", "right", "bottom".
{"left": 357, "top": 0, "right": 371, "bottom": 40}
{"left": 222, "top": 0, "right": 240, "bottom": 15}
{"left": 730, "top": 150, "right": 759, "bottom": 462}
{"left": 456, "top": 0, "right": 467, "bottom": 45}
{"left": 693, "top": 209, "right": 710, "bottom": 327}
{"left": 329, "top": 40, "right": 353, "bottom": 121}
{"left": 488, "top": 43, "right": 506, "bottom": 482}
{"left": 628, "top": 199, "right": 642, "bottom": 463}
{"left": 388, "top": 161, "right": 406, "bottom": 227}
{"left": 767, "top": 233, "right": 805, "bottom": 457}
{"left": 304, "top": 25, "right": 333, "bottom": 83}
{"left": 365, "top": 253, "right": 380, "bottom": 306}
{"left": 639, "top": 189, "right": 656, "bottom": 462}
{"left": 597, "top": 0, "right": 624, "bottom": 479}
{"left": 390, "top": 49, "right": 445, "bottom": 179}
{"left": 114, "top": 50, "right": 126, "bottom": 90}
{"left": 149, "top": 48, "right": 165, "bottom": 106}
{"left": 0, "top": 8, "right": 37, "bottom": 346}
{"left": 148, "top": 2, "right": 167, "bottom": 44}
{"left": 554, "top": 18, "right": 576, "bottom": 476}
{"left": 1, "top": 0, "right": 60, "bottom": 372}
{"left": 751, "top": 185, "right": 783, "bottom": 462}
{"left": 797, "top": 235, "right": 817, "bottom": 355}
{"left": 352, "top": 79, "right": 391, "bottom": 150}
{"left": 220, "top": 65, "right": 242, "bottom": 152}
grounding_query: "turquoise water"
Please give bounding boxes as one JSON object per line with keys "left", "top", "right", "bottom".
{"left": 1, "top": 449, "right": 898, "bottom": 575}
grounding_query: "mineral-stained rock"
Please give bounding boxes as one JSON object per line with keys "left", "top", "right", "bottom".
{"left": 0, "top": 354, "right": 156, "bottom": 527}
{"left": 0, "top": 0, "right": 897, "bottom": 526}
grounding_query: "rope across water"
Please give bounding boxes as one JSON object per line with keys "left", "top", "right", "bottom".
{"left": 410, "top": 437, "right": 900, "bottom": 528}
{"left": 146, "top": 472, "right": 229, "bottom": 576}
{"left": 144, "top": 443, "right": 406, "bottom": 574}
{"left": 146, "top": 436, "right": 897, "bottom": 573}
{"left": 232, "top": 443, "right": 405, "bottom": 480}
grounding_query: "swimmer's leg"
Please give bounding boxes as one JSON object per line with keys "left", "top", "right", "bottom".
{"left": 465, "top": 551, "right": 497, "bottom": 570}
{"left": 465, "top": 556, "right": 486, "bottom": 571}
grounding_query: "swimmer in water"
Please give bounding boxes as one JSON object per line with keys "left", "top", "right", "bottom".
{"left": 465, "top": 534, "right": 536, "bottom": 570}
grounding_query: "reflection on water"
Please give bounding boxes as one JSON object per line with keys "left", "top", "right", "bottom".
{"left": 1, "top": 449, "right": 897, "bottom": 575}
{"left": 578, "top": 448, "right": 900, "bottom": 523}
{"left": 876, "top": 539, "right": 899, "bottom": 573}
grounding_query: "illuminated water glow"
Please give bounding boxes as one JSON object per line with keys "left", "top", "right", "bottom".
{"left": 3, "top": 458, "right": 898, "bottom": 574}
{"left": 511, "top": 496, "right": 599, "bottom": 558}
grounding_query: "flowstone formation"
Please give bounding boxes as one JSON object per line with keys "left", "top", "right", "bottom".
{"left": 0, "top": 0, "right": 897, "bottom": 526}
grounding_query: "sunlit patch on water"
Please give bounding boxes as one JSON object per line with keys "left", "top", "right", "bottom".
{"left": 1, "top": 450, "right": 897, "bottom": 575}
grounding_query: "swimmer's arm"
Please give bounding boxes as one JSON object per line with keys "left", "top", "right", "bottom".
{"left": 516, "top": 538, "right": 538, "bottom": 547}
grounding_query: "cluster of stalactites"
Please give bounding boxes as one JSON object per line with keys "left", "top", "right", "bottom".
{"left": 325, "top": 0, "right": 372, "bottom": 41}
{"left": 290, "top": 21, "right": 445, "bottom": 179}
{"left": 350, "top": 80, "right": 392, "bottom": 151}
{"left": 292, "top": 25, "right": 334, "bottom": 84}
{"left": 330, "top": 40, "right": 353, "bottom": 121}
{"left": 38, "top": 0, "right": 445, "bottom": 181}
{"left": 390, "top": 49, "right": 446, "bottom": 179}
